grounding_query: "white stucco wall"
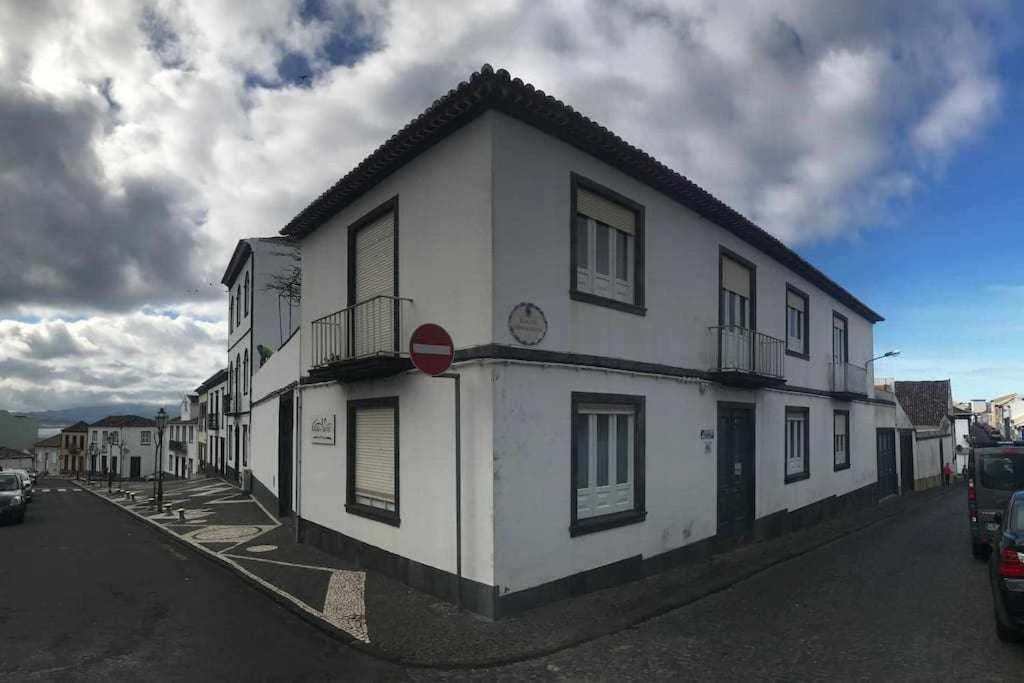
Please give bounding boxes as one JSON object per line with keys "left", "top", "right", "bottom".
{"left": 490, "top": 113, "right": 876, "bottom": 394}
{"left": 87, "top": 426, "right": 159, "bottom": 478}
{"left": 491, "top": 362, "right": 880, "bottom": 594}
{"left": 35, "top": 446, "right": 59, "bottom": 474}
{"left": 251, "top": 330, "right": 302, "bottom": 500}
{"left": 299, "top": 113, "right": 495, "bottom": 376}
{"left": 298, "top": 364, "right": 494, "bottom": 586}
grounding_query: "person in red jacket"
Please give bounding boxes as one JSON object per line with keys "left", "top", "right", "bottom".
{"left": 942, "top": 460, "right": 953, "bottom": 487}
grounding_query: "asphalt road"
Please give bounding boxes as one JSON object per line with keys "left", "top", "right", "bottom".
{"left": 0, "top": 483, "right": 402, "bottom": 682}
{"left": 4, "top": 483, "right": 1023, "bottom": 682}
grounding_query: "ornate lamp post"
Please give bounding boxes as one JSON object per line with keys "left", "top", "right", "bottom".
{"left": 154, "top": 408, "right": 168, "bottom": 511}
{"left": 88, "top": 442, "right": 97, "bottom": 483}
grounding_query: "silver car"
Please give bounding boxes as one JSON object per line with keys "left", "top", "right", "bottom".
{"left": 0, "top": 472, "right": 27, "bottom": 524}
{"left": 8, "top": 469, "right": 33, "bottom": 503}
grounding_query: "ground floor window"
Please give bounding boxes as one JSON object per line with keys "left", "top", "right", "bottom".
{"left": 571, "top": 392, "right": 646, "bottom": 536}
{"left": 346, "top": 397, "right": 399, "bottom": 525}
{"left": 785, "top": 407, "right": 810, "bottom": 483}
{"left": 834, "top": 410, "right": 850, "bottom": 471}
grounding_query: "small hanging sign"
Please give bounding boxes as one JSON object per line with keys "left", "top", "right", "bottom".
{"left": 508, "top": 302, "right": 547, "bottom": 346}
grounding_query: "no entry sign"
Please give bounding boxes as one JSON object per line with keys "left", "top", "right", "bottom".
{"left": 409, "top": 323, "right": 454, "bottom": 376}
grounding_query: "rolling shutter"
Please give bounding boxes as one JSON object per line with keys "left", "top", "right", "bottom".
{"left": 354, "top": 406, "right": 396, "bottom": 510}
{"left": 787, "top": 290, "right": 805, "bottom": 312}
{"left": 577, "top": 188, "right": 635, "bottom": 235}
{"left": 721, "top": 257, "right": 751, "bottom": 298}
{"left": 353, "top": 212, "right": 395, "bottom": 356}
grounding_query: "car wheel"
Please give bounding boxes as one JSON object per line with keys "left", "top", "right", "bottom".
{"left": 972, "top": 542, "right": 989, "bottom": 560}
{"left": 996, "top": 615, "right": 1023, "bottom": 643}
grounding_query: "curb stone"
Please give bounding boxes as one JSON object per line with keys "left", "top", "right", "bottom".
{"left": 75, "top": 480, "right": 953, "bottom": 670}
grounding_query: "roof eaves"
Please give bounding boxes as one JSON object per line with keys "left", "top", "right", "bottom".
{"left": 278, "top": 64, "right": 884, "bottom": 324}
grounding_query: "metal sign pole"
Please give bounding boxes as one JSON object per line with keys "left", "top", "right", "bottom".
{"left": 438, "top": 372, "right": 462, "bottom": 610}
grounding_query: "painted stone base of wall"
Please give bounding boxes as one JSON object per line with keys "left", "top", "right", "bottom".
{"left": 300, "top": 482, "right": 881, "bottom": 620}
{"left": 251, "top": 474, "right": 280, "bottom": 517}
{"left": 915, "top": 475, "right": 942, "bottom": 491}
{"left": 299, "top": 517, "right": 498, "bottom": 618}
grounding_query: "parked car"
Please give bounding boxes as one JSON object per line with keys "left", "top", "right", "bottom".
{"left": 0, "top": 472, "right": 27, "bottom": 524}
{"left": 968, "top": 445, "right": 1024, "bottom": 557}
{"left": 990, "top": 490, "right": 1024, "bottom": 642}
{"left": 8, "top": 469, "right": 33, "bottom": 503}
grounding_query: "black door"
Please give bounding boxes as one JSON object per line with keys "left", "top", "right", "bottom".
{"left": 278, "top": 393, "right": 294, "bottom": 517}
{"left": 234, "top": 426, "right": 240, "bottom": 481}
{"left": 717, "top": 403, "right": 756, "bottom": 539}
{"left": 876, "top": 428, "right": 898, "bottom": 497}
{"left": 899, "top": 430, "right": 914, "bottom": 493}
{"left": 130, "top": 457, "right": 141, "bottom": 479}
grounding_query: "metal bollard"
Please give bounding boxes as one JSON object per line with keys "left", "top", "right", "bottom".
{"left": 177, "top": 509, "right": 186, "bottom": 522}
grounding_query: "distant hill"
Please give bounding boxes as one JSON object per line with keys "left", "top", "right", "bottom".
{"left": 21, "top": 403, "right": 176, "bottom": 429}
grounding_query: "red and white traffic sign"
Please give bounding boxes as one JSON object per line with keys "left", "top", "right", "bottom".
{"left": 409, "top": 323, "right": 454, "bottom": 376}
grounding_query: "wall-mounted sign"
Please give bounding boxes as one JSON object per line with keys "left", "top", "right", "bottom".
{"left": 508, "top": 302, "right": 547, "bottom": 346}
{"left": 311, "top": 415, "right": 336, "bottom": 445}
{"left": 700, "top": 429, "right": 715, "bottom": 440}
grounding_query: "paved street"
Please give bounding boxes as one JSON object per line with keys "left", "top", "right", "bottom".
{"left": 3, "top": 483, "right": 1023, "bottom": 681}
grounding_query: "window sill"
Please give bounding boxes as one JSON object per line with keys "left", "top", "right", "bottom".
{"left": 833, "top": 462, "right": 851, "bottom": 472}
{"left": 570, "top": 290, "right": 646, "bottom": 316}
{"left": 785, "top": 349, "right": 810, "bottom": 361}
{"left": 345, "top": 503, "right": 400, "bottom": 527}
{"left": 785, "top": 472, "right": 810, "bottom": 484}
{"left": 570, "top": 508, "right": 647, "bottom": 537}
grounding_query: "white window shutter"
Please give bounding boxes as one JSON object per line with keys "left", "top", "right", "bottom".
{"left": 721, "top": 257, "right": 751, "bottom": 298}
{"left": 577, "top": 188, "right": 635, "bottom": 235}
{"left": 354, "top": 406, "right": 396, "bottom": 509}
{"left": 354, "top": 212, "right": 395, "bottom": 356}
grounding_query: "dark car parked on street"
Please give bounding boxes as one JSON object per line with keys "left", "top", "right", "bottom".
{"left": 967, "top": 438, "right": 1024, "bottom": 557}
{"left": 990, "top": 490, "right": 1024, "bottom": 642}
{"left": 0, "top": 472, "right": 27, "bottom": 524}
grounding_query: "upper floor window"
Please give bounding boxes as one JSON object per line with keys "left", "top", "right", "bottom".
{"left": 720, "top": 253, "right": 753, "bottom": 329}
{"left": 570, "top": 175, "right": 645, "bottom": 315}
{"left": 91, "top": 431, "right": 97, "bottom": 443}
{"left": 243, "top": 350, "right": 249, "bottom": 395}
{"left": 235, "top": 286, "right": 241, "bottom": 326}
{"left": 229, "top": 296, "right": 234, "bottom": 333}
{"left": 832, "top": 312, "right": 848, "bottom": 363}
{"left": 109, "top": 431, "right": 118, "bottom": 445}
{"left": 786, "top": 285, "right": 809, "bottom": 358}
{"left": 244, "top": 272, "right": 249, "bottom": 317}
{"left": 141, "top": 431, "right": 151, "bottom": 446}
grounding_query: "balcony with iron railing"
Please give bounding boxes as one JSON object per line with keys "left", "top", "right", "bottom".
{"left": 310, "top": 295, "right": 413, "bottom": 382}
{"left": 830, "top": 361, "right": 868, "bottom": 399}
{"left": 707, "top": 326, "right": 786, "bottom": 388}
{"left": 169, "top": 439, "right": 187, "bottom": 453}
{"left": 207, "top": 414, "right": 219, "bottom": 431}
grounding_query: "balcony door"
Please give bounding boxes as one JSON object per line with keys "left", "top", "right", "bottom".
{"left": 351, "top": 206, "right": 396, "bottom": 358}
{"left": 720, "top": 254, "right": 754, "bottom": 372}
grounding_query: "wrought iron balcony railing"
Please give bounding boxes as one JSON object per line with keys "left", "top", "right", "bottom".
{"left": 708, "top": 326, "right": 785, "bottom": 383}
{"left": 311, "top": 295, "right": 413, "bottom": 369}
{"left": 169, "top": 440, "right": 187, "bottom": 453}
{"left": 830, "top": 361, "right": 868, "bottom": 397}
{"left": 207, "top": 414, "right": 219, "bottom": 430}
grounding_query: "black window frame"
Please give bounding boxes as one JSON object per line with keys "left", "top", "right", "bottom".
{"left": 832, "top": 311, "right": 849, "bottom": 363}
{"left": 784, "top": 405, "right": 811, "bottom": 484}
{"left": 569, "top": 173, "right": 646, "bottom": 316}
{"left": 346, "top": 396, "right": 401, "bottom": 527}
{"left": 570, "top": 391, "right": 647, "bottom": 537}
{"left": 785, "top": 283, "right": 810, "bottom": 360}
{"left": 718, "top": 246, "right": 757, "bottom": 329}
{"left": 833, "top": 409, "right": 851, "bottom": 472}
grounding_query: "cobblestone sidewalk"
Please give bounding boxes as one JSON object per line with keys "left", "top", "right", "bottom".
{"left": 79, "top": 476, "right": 959, "bottom": 668}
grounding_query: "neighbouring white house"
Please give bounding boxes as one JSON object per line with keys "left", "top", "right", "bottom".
{"left": 892, "top": 380, "right": 955, "bottom": 489}
{"left": 248, "top": 65, "right": 909, "bottom": 618}
{"left": 991, "top": 393, "right": 1024, "bottom": 440}
{"left": 33, "top": 434, "right": 61, "bottom": 474}
{"left": 87, "top": 416, "right": 159, "bottom": 480}
{"left": 164, "top": 395, "right": 199, "bottom": 479}
{"left": 60, "top": 421, "right": 89, "bottom": 476}
{"left": 221, "top": 237, "right": 301, "bottom": 486}
{"left": 196, "top": 368, "right": 228, "bottom": 477}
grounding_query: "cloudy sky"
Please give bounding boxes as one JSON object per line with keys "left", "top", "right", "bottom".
{"left": 0, "top": 0, "right": 1020, "bottom": 411}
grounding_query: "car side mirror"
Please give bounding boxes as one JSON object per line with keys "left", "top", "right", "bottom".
{"left": 994, "top": 513, "right": 1004, "bottom": 526}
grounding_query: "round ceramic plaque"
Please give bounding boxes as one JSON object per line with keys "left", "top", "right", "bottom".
{"left": 508, "top": 302, "right": 547, "bottom": 346}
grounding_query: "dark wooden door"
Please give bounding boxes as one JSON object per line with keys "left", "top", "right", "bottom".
{"left": 717, "top": 403, "right": 756, "bottom": 539}
{"left": 130, "top": 457, "right": 141, "bottom": 479}
{"left": 278, "top": 393, "right": 294, "bottom": 517}
{"left": 876, "top": 428, "right": 898, "bottom": 497}
{"left": 899, "top": 430, "right": 914, "bottom": 493}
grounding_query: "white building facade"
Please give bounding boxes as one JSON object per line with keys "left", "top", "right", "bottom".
{"left": 163, "top": 396, "right": 199, "bottom": 479}
{"left": 276, "top": 66, "right": 897, "bottom": 618}
{"left": 197, "top": 368, "right": 228, "bottom": 477}
{"left": 222, "top": 238, "right": 301, "bottom": 484}
{"left": 87, "top": 416, "right": 158, "bottom": 480}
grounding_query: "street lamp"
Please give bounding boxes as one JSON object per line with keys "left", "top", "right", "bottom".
{"left": 155, "top": 408, "right": 168, "bottom": 511}
{"left": 867, "top": 350, "right": 901, "bottom": 365}
{"left": 88, "top": 442, "right": 97, "bottom": 483}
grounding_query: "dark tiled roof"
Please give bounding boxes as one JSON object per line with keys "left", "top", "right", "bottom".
{"left": 34, "top": 434, "right": 61, "bottom": 448}
{"left": 894, "top": 380, "right": 952, "bottom": 427}
{"left": 90, "top": 415, "right": 157, "bottom": 428}
{"left": 196, "top": 367, "right": 229, "bottom": 394}
{"left": 61, "top": 420, "right": 90, "bottom": 433}
{"left": 280, "top": 64, "right": 883, "bottom": 323}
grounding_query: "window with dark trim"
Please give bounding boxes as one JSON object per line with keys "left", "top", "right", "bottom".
{"left": 834, "top": 410, "right": 850, "bottom": 471}
{"left": 244, "top": 272, "right": 250, "bottom": 317}
{"left": 571, "top": 392, "right": 646, "bottom": 536}
{"left": 785, "top": 406, "right": 810, "bottom": 483}
{"left": 346, "top": 397, "right": 400, "bottom": 526}
{"left": 785, "top": 284, "right": 809, "bottom": 359}
{"left": 832, "top": 311, "right": 848, "bottom": 363}
{"left": 569, "top": 174, "right": 645, "bottom": 315}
